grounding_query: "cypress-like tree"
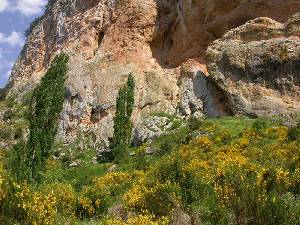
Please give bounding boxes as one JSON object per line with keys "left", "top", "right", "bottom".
{"left": 111, "top": 73, "right": 135, "bottom": 161}
{"left": 11, "top": 53, "right": 69, "bottom": 182}
{"left": 28, "top": 53, "right": 69, "bottom": 181}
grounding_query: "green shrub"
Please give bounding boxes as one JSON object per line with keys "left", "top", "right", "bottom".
{"left": 151, "top": 126, "right": 190, "bottom": 156}
{"left": 5, "top": 96, "right": 15, "bottom": 108}
{"left": 6, "top": 141, "right": 30, "bottom": 182}
{"left": 0, "top": 88, "right": 6, "bottom": 101}
{"left": 187, "top": 116, "right": 202, "bottom": 131}
{"left": 3, "top": 109, "right": 14, "bottom": 121}
{"left": 252, "top": 118, "right": 268, "bottom": 133}
{"left": 288, "top": 127, "right": 300, "bottom": 141}
{"left": 0, "top": 128, "right": 11, "bottom": 140}
{"left": 13, "top": 128, "right": 23, "bottom": 140}
{"left": 0, "top": 83, "right": 12, "bottom": 101}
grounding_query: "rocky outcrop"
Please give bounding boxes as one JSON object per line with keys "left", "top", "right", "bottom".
{"left": 151, "top": 0, "right": 300, "bottom": 67}
{"left": 6, "top": 0, "right": 300, "bottom": 143}
{"left": 179, "top": 60, "right": 233, "bottom": 118}
{"left": 133, "top": 114, "right": 183, "bottom": 145}
{"left": 207, "top": 16, "right": 300, "bottom": 116}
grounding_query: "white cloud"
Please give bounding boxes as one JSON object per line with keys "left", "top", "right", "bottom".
{"left": 0, "top": 31, "right": 24, "bottom": 47}
{"left": 15, "top": 0, "right": 47, "bottom": 16}
{"left": 0, "top": 0, "right": 47, "bottom": 16}
{"left": 0, "top": 0, "right": 9, "bottom": 12}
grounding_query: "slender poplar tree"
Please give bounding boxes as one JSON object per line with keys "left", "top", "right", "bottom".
{"left": 10, "top": 53, "right": 69, "bottom": 182}
{"left": 111, "top": 73, "right": 135, "bottom": 161}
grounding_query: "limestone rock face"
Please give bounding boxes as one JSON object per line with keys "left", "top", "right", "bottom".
{"left": 151, "top": 0, "right": 300, "bottom": 67}
{"left": 133, "top": 114, "right": 182, "bottom": 145}
{"left": 7, "top": 0, "right": 300, "bottom": 143}
{"left": 207, "top": 16, "right": 300, "bottom": 116}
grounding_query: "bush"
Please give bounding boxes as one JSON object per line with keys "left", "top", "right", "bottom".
{"left": 3, "top": 109, "right": 14, "bottom": 121}
{"left": 104, "top": 213, "right": 169, "bottom": 225}
{"left": 252, "top": 119, "right": 268, "bottom": 133}
{"left": 0, "top": 83, "right": 11, "bottom": 101}
{"left": 1, "top": 116, "right": 300, "bottom": 224}
{"left": 288, "top": 127, "right": 300, "bottom": 141}
{"left": 187, "top": 116, "right": 202, "bottom": 131}
{"left": 0, "top": 88, "right": 6, "bottom": 101}
{"left": 78, "top": 171, "right": 136, "bottom": 218}
{"left": 0, "top": 128, "right": 11, "bottom": 140}
{"left": 42, "top": 182, "right": 77, "bottom": 216}
{"left": 123, "top": 172, "right": 180, "bottom": 216}
{"left": 151, "top": 126, "right": 190, "bottom": 156}
{"left": 7, "top": 141, "right": 30, "bottom": 182}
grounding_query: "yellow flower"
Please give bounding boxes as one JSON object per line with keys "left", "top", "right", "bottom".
{"left": 105, "top": 212, "right": 169, "bottom": 225}
{"left": 238, "top": 137, "right": 250, "bottom": 148}
{"left": 78, "top": 196, "right": 95, "bottom": 217}
{"left": 275, "top": 167, "right": 291, "bottom": 189}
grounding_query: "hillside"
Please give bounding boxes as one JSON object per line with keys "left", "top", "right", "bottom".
{"left": 6, "top": 0, "right": 300, "bottom": 145}
{"left": 1, "top": 113, "right": 300, "bottom": 224}
{"left": 1, "top": 0, "right": 300, "bottom": 224}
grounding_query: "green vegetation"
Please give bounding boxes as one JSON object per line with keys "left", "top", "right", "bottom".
{"left": 0, "top": 98, "right": 28, "bottom": 152}
{"left": 9, "top": 53, "right": 69, "bottom": 182}
{"left": 24, "top": 16, "right": 44, "bottom": 38}
{"left": 205, "top": 116, "right": 259, "bottom": 137}
{"left": 110, "top": 73, "right": 135, "bottom": 162}
{"left": 288, "top": 120, "right": 300, "bottom": 141}
{"left": 0, "top": 82, "right": 13, "bottom": 101}
{"left": 0, "top": 88, "right": 7, "bottom": 101}
{"left": 1, "top": 115, "right": 300, "bottom": 224}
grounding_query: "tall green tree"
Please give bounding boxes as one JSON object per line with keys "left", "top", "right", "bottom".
{"left": 28, "top": 53, "right": 69, "bottom": 181}
{"left": 10, "top": 53, "right": 69, "bottom": 182}
{"left": 111, "top": 73, "right": 135, "bottom": 161}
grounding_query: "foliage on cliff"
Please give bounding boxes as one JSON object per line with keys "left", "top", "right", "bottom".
{"left": 1, "top": 115, "right": 300, "bottom": 224}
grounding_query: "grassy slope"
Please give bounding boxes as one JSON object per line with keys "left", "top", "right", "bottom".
{"left": 1, "top": 115, "right": 300, "bottom": 224}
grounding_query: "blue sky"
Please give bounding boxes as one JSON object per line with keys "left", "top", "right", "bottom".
{"left": 0, "top": 0, "right": 47, "bottom": 88}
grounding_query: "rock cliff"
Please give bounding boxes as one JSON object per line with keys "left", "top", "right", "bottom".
{"left": 6, "top": 0, "right": 300, "bottom": 143}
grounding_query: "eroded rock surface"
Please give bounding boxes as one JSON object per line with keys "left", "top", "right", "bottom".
{"left": 207, "top": 16, "right": 300, "bottom": 116}
{"left": 6, "top": 0, "right": 300, "bottom": 143}
{"left": 133, "top": 114, "right": 182, "bottom": 145}
{"left": 151, "top": 0, "right": 300, "bottom": 67}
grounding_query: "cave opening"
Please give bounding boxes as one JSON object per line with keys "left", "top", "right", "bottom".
{"left": 98, "top": 31, "right": 105, "bottom": 46}
{"left": 90, "top": 107, "right": 109, "bottom": 124}
{"left": 150, "top": 0, "right": 300, "bottom": 69}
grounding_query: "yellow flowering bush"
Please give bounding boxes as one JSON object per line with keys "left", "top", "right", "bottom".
{"left": 266, "top": 126, "right": 288, "bottom": 142}
{"left": 43, "top": 183, "right": 77, "bottom": 215}
{"left": 1, "top": 117, "right": 300, "bottom": 224}
{"left": 148, "top": 118, "right": 300, "bottom": 224}
{"left": 194, "top": 136, "right": 213, "bottom": 149}
{"left": 123, "top": 171, "right": 180, "bottom": 216}
{"left": 78, "top": 171, "right": 137, "bottom": 218}
{"left": 77, "top": 195, "right": 95, "bottom": 217}
{"left": 237, "top": 137, "right": 250, "bottom": 148}
{"left": 0, "top": 176, "right": 57, "bottom": 225}
{"left": 22, "top": 192, "right": 57, "bottom": 225}
{"left": 105, "top": 213, "right": 169, "bottom": 225}
{"left": 92, "top": 171, "right": 133, "bottom": 193}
